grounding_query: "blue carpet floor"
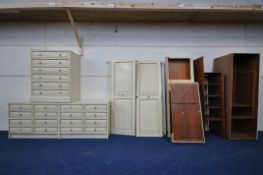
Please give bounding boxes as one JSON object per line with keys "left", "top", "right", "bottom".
{"left": 0, "top": 132, "right": 263, "bottom": 175}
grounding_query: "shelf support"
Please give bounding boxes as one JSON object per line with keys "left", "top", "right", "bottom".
{"left": 65, "top": 8, "right": 83, "bottom": 55}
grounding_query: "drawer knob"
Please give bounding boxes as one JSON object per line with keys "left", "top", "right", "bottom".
{"left": 94, "top": 121, "right": 97, "bottom": 124}
{"left": 19, "top": 114, "right": 23, "bottom": 117}
{"left": 94, "top": 129, "right": 97, "bottom": 131}
{"left": 39, "top": 84, "right": 42, "bottom": 87}
{"left": 148, "top": 95, "right": 150, "bottom": 98}
{"left": 44, "top": 129, "right": 47, "bottom": 132}
{"left": 39, "top": 92, "right": 42, "bottom": 95}
{"left": 19, "top": 121, "right": 22, "bottom": 124}
{"left": 39, "top": 61, "right": 42, "bottom": 64}
{"left": 59, "top": 77, "right": 62, "bottom": 80}
{"left": 59, "top": 92, "right": 62, "bottom": 95}
{"left": 38, "top": 54, "right": 42, "bottom": 56}
{"left": 59, "top": 61, "right": 62, "bottom": 64}
{"left": 70, "top": 122, "right": 73, "bottom": 124}
{"left": 70, "top": 129, "right": 73, "bottom": 132}
{"left": 44, "top": 114, "right": 47, "bottom": 117}
{"left": 39, "top": 76, "right": 42, "bottom": 79}
{"left": 59, "top": 69, "right": 62, "bottom": 72}
{"left": 59, "top": 54, "right": 62, "bottom": 57}
{"left": 44, "top": 121, "right": 47, "bottom": 124}
{"left": 39, "top": 69, "right": 42, "bottom": 72}
{"left": 19, "top": 129, "right": 22, "bottom": 131}
{"left": 19, "top": 106, "right": 22, "bottom": 109}
{"left": 94, "top": 114, "right": 97, "bottom": 117}
{"left": 70, "top": 114, "right": 73, "bottom": 117}
{"left": 94, "top": 106, "right": 97, "bottom": 109}
{"left": 59, "top": 84, "right": 62, "bottom": 87}
{"left": 44, "top": 106, "right": 47, "bottom": 109}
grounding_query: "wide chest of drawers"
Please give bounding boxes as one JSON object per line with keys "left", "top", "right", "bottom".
{"left": 9, "top": 101, "right": 110, "bottom": 139}
{"left": 31, "top": 50, "right": 80, "bottom": 102}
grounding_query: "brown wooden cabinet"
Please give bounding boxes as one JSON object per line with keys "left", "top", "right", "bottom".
{"left": 165, "top": 57, "right": 194, "bottom": 137}
{"left": 194, "top": 57, "right": 226, "bottom": 138}
{"left": 214, "top": 53, "right": 260, "bottom": 140}
{"left": 170, "top": 83, "right": 205, "bottom": 143}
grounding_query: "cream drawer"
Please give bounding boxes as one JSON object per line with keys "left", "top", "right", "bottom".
{"left": 32, "top": 67, "right": 70, "bottom": 74}
{"left": 85, "top": 113, "right": 106, "bottom": 118}
{"left": 32, "top": 52, "right": 69, "bottom": 59}
{"left": 85, "top": 105, "right": 107, "bottom": 112}
{"left": 32, "top": 90, "right": 69, "bottom": 96}
{"left": 61, "top": 128, "right": 82, "bottom": 134}
{"left": 61, "top": 120, "right": 83, "bottom": 126}
{"left": 35, "top": 120, "right": 57, "bottom": 127}
{"left": 9, "top": 128, "right": 32, "bottom": 134}
{"left": 60, "top": 105, "right": 82, "bottom": 111}
{"left": 10, "top": 112, "right": 32, "bottom": 118}
{"left": 32, "top": 83, "right": 69, "bottom": 90}
{"left": 35, "top": 112, "right": 58, "bottom": 118}
{"left": 35, "top": 128, "right": 57, "bottom": 134}
{"left": 32, "top": 75, "right": 70, "bottom": 82}
{"left": 32, "top": 59, "right": 70, "bottom": 67}
{"left": 10, "top": 104, "right": 32, "bottom": 111}
{"left": 10, "top": 120, "right": 32, "bottom": 127}
{"left": 61, "top": 113, "right": 82, "bottom": 118}
{"left": 85, "top": 120, "right": 106, "bottom": 128}
{"left": 85, "top": 128, "right": 106, "bottom": 134}
{"left": 34, "top": 104, "right": 58, "bottom": 111}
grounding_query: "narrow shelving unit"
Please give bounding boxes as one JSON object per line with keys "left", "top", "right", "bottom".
{"left": 204, "top": 73, "right": 225, "bottom": 138}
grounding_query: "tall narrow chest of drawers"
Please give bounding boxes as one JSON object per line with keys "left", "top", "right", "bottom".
{"left": 9, "top": 101, "right": 110, "bottom": 139}
{"left": 31, "top": 50, "right": 80, "bottom": 102}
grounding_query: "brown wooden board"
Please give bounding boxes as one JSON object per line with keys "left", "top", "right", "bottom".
{"left": 194, "top": 57, "right": 205, "bottom": 123}
{"left": 214, "top": 53, "right": 259, "bottom": 140}
{"left": 170, "top": 83, "right": 205, "bottom": 143}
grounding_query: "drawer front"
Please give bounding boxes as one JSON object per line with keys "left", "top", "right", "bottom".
{"left": 32, "top": 52, "right": 69, "bottom": 59}
{"left": 35, "top": 128, "right": 57, "bottom": 134}
{"left": 35, "top": 120, "right": 57, "bottom": 127}
{"left": 85, "top": 128, "right": 106, "bottom": 135}
{"left": 32, "top": 59, "right": 70, "bottom": 67}
{"left": 85, "top": 105, "right": 107, "bottom": 112}
{"left": 35, "top": 112, "right": 58, "bottom": 118}
{"left": 10, "top": 120, "right": 32, "bottom": 127}
{"left": 61, "top": 128, "right": 83, "bottom": 134}
{"left": 61, "top": 120, "right": 83, "bottom": 126}
{"left": 32, "top": 90, "right": 69, "bottom": 96}
{"left": 32, "top": 83, "right": 69, "bottom": 90}
{"left": 85, "top": 113, "right": 106, "bottom": 119}
{"left": 85, "top": 120, "right": 106, "bottom": 128}
{"left": 60, "top": 105, "right": 82, "bottom": 111}
{"left": 32, "top": 67, "right": 70, "bottom": 74}
{"left": 34, "top": 104, "right": 58, "bottom": 111}
{"left": 61, "top": 113, "right": 82, "bottom": 118}
{"left": 10, "top": 112, "right": 32, "bottom": 118}
{"left": 10, "top": 104, "right": 32, "bottom": 111}
{"left": 32, "top": 75, "right": 70, "bottom": 82}
{"left": 9, "top": 128, "right": 32, "bottom": 134}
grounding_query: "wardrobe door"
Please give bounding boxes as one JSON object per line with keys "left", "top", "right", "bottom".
{"left": 136, "top": 61, "right": 163, "bottom": 137}
{"left": 111, "top": 61, "right": 135, "bottom": 135}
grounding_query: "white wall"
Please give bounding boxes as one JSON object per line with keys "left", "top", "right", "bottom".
{"left": 0, "top": 22, "right": 262, "bottom": 131}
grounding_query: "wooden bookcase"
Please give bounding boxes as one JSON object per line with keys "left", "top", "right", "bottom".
{"left": 204, "top": 73, "right": 225, "bottom": 138}
{"left": 165, "top": 57, "right": 194, "bottom": 137}
{"left": 214, "top": 53, "right": 260, "bottom": 140}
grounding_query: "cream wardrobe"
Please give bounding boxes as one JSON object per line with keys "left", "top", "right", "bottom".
{"left": 111, "top": 60, "right": 163, "bottom": 137}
